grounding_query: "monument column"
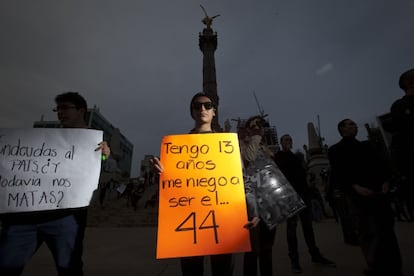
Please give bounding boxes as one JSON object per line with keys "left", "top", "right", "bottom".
{"left": 199, "top": 10, "right": 221, "bottom": 131}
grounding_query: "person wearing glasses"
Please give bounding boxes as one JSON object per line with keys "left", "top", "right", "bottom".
{"left": 151, "top": 92, "right": 259, "bottom": 276}
{"left": 0, "top": 92, "right": 110, "bottom": 276}
{"left": 328, "top": 119, "right": 402, "bottom": 276}
{"left": 238, "top": 115, "right": 278, "bottom": 276}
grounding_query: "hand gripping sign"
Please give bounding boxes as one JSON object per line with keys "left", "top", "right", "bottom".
{"left": 156, "top": 133, "right": 251, "bottom": 259}
{"left": 0, "top": 128, "right": 103, "bottom": 213}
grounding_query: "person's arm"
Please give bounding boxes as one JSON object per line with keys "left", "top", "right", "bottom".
{"left": 327, "top": 146, "right": 351, "bottom": 193}
{"left": 95, "top": 141, "right": 116, "bottom": 172}
{"left": 243, "top": 179, "right": 260, "bottom": 229}
{"left": 244, "top": 217, "right": 260, "bottom": 229}
{"left": 239, "top": 133, "right": 261, "bottom": 229}
{"left": 351, "top": 184, "right": 375, "bottom": 196}
{"left": 95, "top": 141, "right": 110, "bottom": 159}
{"left": 150, "top": 157, "right": 163, "bottom": 175}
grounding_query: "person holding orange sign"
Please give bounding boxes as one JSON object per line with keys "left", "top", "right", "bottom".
{"left": 151, "top": 92, "right": 260, "bottom": 276}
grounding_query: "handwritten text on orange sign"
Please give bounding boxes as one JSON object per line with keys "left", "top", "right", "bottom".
{"left": 156, "top": 133, "right": 251, "bottom": 259}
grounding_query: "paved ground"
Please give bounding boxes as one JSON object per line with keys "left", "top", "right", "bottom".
{"left": 20, "top": 219, "right": 413, "bottom": 276}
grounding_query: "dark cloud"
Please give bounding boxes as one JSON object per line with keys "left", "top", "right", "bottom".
{"left": 1, "top": 0, "right": 413, "bottom": 176}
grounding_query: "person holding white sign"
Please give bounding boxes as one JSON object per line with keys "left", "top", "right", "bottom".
{"left": 151, "top": 92, "right": 260, "bottom": 276}
{"left": 0, "top": 92, "right": 110, "bottom": 276}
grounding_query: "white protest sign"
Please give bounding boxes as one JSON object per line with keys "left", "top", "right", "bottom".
{"left": 0, "top": 128, "right": 103, "bottom": 213}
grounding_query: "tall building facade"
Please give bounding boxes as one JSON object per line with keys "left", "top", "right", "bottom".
{"left": 33, "top": 106, "right": 133, "bottom": 177}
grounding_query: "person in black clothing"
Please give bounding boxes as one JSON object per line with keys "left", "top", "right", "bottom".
{"left": 274, "top": 134, "right": 335, "bottom": 274}
{"left": 328, "top": 119, "right": 403, "bottom": 276}
{"left": 325, "top": 170, "right": 360, "bottom": 245}
{"left": 383, "top": 68, "right": 414, "bottom": 221}
{"left": 151, "top": 92, "right": 260, "bottom": 276}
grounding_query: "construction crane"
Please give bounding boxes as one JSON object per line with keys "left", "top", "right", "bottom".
{"left": 253, "top": 91, "right": 268, "bottom": 119}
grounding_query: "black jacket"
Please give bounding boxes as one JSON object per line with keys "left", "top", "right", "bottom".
{"left": 328, "top": 137, "right": 390, "bottom": 195}
{"left": 273, "top": 150, "right": 310, "bottom": 199}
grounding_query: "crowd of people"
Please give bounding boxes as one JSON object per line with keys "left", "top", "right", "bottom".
{"left": 1, "top": 67, "right": 413, "bottom": 276}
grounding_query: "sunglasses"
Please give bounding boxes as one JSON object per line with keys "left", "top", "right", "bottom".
{"left": 191, "top": 101, "right": 214, "bottom": 110}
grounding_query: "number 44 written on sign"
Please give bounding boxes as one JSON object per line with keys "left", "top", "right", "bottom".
{"left": 175, "top": 210, "right": 219, "bottom": 244}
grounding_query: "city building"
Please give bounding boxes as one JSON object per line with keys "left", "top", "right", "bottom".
{"left": 33, "top": 105, "right": 134, "bottom": 177}
{"left": 304, "top": 122, "right": 332, "bottom": 216}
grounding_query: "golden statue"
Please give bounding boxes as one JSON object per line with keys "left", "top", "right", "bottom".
{"left": 200, "top": 5, "right": 220, "bottom": 29}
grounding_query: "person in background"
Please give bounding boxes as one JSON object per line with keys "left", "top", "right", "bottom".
{"left": 383, "top": 68, "right": 414, "bottom": 221}
{"left": 274, "top": 134, "right": 335, "bottom": 274}
{"left": 328, "top": 118, "right": 403, "bottom": 276}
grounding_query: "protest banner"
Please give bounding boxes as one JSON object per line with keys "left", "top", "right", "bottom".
{"left": 0, "top": 128, "right": 103, "bottom": 213}
{"left": 156, "top": 133, "right": 251, "bottom": 259}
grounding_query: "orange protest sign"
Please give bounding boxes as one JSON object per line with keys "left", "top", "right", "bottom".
{"left": 156, "top": 133, "right": 251, "bottom": 259}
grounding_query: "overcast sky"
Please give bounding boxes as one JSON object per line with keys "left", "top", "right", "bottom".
{"left": 1, "top": 0, "right": 413, "bottom": 177}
